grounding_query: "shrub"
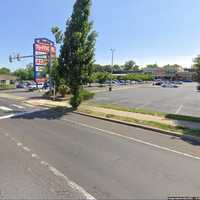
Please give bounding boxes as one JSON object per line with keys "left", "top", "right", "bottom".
{"left": 58, "top": 84, "right": 70, "bottom": 97}
{"left": 58, "top": 79, "right": 70, "bottom": 97}
{"left": 80, "top": 89, "right": 95, "bottom": 101}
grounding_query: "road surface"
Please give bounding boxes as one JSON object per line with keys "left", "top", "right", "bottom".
{"left": 0, "top": 89, "right": 43, "bottom": 117}
{"left": 0, "top": 105, "right": 200, "bottom": 199}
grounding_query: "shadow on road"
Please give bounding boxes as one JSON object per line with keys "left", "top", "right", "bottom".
{"left": 12, "top": 107, "right": 74, "bottom": 120}
{"left": 11, "top": 106, "right": 200, "bottom": 146}
{"left": 180, "top": 136, "right": 200, "bottom": 146}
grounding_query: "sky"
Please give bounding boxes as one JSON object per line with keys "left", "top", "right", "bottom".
{"left": 1, "top": 0, "right": 200, "bottom": 71}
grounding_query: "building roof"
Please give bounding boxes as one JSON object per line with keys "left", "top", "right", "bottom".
{"left": 0, "top": 74, "right": 18, "bottom": 81}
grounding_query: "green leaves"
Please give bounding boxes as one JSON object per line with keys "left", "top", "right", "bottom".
{"left": 59, "top": 0, "right": 97, "bottom": 109}
{"left": 13, "top": 64, "right": 34, "bottom": 81}
{"left": 0, "top": 67, "right": 11, "bottom": 75}
{"left": 51, "top": 26, "right": 63, "bottom": 44}
{"left": 193, "top": 55, "right": 200, "bottom": 84}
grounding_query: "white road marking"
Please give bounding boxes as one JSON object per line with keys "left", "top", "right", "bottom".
{"left": 62, "top": 118, "right": 200, "bottom": 161}
{"left": 11, "top": 104, "right": 25, "bottom": 109}
{"left": 0, "top": 109, "right": 48, "bottom": 120}
{"left": 49, "top": 166, "right": 95, "bottom": 200}
{"left": 175, "top": 105, "right": 183, "bottom": 114}
{"left": 31, "top": 154, "right": 39, "bottom": 159}
{"left": 23, "top": 146, "right": 31, "bottom": 152}
{"left": 0, "top": 106, "right": 13, "bottom": 111}
{"left": 0, "top": 114, "right": 16, "bottom": 120}
{"left": 3, "top": 132, "right": 96, "bottom": 200}
{"left": 17, "top": 142, "right": 23, "bottom": 147}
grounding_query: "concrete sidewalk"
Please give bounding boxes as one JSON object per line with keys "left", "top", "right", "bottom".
{"left": 79, "top": 105, "right": 200, "bottom": 130}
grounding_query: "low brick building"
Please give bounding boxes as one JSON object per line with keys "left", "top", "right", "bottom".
{"left": 0, "top": 74, "right": 18, "bottom": 85}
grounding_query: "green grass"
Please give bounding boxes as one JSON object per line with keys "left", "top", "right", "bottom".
{"left": 92, "top": 103, "right": 200, "bottom": 123}
{"left": 79, "top": 108, "right": 200, "bottom": 137}
{"left": 92, "top": 103, "right": 165, "bottom": 117}
{"left": 80, "top": 89, "right": 95, "bottom": 101}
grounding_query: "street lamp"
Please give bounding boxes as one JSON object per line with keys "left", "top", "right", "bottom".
{"left": 109, "top": 49, "right": 115, "bottom": 92}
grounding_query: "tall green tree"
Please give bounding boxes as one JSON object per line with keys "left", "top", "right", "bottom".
{"left": 0, "top": 67, "right": 10, "bottom": 74}
{"left": 146, "top": 64, "right": 159, "bottom": 69}
{"left": 59, "top": 0, "right": 97, "bottom": 109}
{"left": 193, "top": 55, "right": 200, "bottom": 89}
{"left": 124, "top": 60, "right": 136, "bottom": 71}
{"left": 13, "top": 64, "right": 34, "bottom": 80}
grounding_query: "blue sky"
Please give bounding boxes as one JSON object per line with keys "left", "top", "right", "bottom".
{"left": 1, "top": 0, "right": 200, "bottom": 70}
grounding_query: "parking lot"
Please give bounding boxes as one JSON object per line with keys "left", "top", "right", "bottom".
{"left": 91, "top": 82, "right": 200, "bottom": 117}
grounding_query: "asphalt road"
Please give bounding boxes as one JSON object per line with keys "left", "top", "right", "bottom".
{"left": 91, "top": 82, "right": 200, "bottom": 117}
{"left": 0, "top": 98, "right": 32, "bottom": 117}
{"left": 0, "top": 89, "right": 44, "bottom": 117}
{"left": 1, "top": 108, "right": 200, "bottom": 199}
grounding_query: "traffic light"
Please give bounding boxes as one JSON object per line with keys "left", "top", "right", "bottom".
{"left": 9, "top": 55, "right": 12, "bottom": 63}
{"left": 16, "top": 53, "right": 21, "bottom": 61}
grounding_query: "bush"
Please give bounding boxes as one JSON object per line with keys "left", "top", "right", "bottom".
{"left": 58, "top": 84, "right": 70, "bottom": 97}
{"left": 80, "top": 89, "right": 95, "bottom": 101}
{"left": 58, "top": 79, "right": 70, "bottom": 97}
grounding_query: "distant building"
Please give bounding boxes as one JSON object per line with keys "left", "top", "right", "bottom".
{"left": 0, "top": 75, "right": 18, "bottom": 85}
{"left": 176, "top": 71, "right": 196, "bottom": 81}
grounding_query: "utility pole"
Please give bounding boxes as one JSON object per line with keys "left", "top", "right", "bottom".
{"left": 109, "top": 49, "right": 115, "bottom": 92}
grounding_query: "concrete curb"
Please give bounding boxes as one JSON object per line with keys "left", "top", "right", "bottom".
{"left": 75, "top": 111, "right": 200, "bottom": 143}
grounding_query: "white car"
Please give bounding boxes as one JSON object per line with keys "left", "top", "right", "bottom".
{"left": 28, "top": 83, "right": 44, "bottom": 90}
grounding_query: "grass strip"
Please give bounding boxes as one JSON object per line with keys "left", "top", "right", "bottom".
{"left": 91, "top": 103, "right": 200, "bottom": 123}
{"left": 78, "top": 108, "right": 200, "bottom": 137}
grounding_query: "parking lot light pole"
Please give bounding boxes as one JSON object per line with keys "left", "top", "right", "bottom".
{"left": 109, "top": 49, "right": 115, "bottom": 92}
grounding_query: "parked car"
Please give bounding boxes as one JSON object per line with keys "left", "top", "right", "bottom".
{"left": 161, "top": 83, "right": 178, "bottom": 88}
{"left": 153, "top": 81, "right": 163, "bottom": 86}
{"left": 118, "top": 80, "right": 126, "bottom": 85}
{"left": 16, "top": 83, "right": 26, "bottom": 88}
{"left": 174, "top": 81, "right": 183, "bottom": 85}
{"left": 28, "top": 83, "right": 37, "bottom": 91}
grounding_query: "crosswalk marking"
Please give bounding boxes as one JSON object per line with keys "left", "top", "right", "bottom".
{"left": 11, "top": 104, "right": 25, "bottom": 109}
{"left": 0, "top": 106, "right": 13, "bottom": 111}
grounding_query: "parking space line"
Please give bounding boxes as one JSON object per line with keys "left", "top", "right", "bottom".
{"left": 11, "top": 104, "right": 25, "bottom": 109}
{"left": 175, "top": 105, "right": 183, "bottom": 114}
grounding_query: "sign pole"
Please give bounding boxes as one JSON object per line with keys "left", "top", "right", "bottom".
{"left": 49, "top": 46, "right": 52, "bottom": 94}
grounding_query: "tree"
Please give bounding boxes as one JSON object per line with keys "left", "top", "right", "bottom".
{"left": 146, "top": 64, "right": 159, "bottom": 69}
{"left": 59, "top": 0, "right": 97, "bottom": 109}
{"left": 0, "top": 67, "right": 10, "bottom": 74}
{"left": 13, "top": 64, "right": 34, "bottom": 80}
{"left": 163, "top": 64, "right": 182, "bottom": 72}
{"left": 124, "top": 60, "right": 136, "bottom": 71}
{"left": 113, "top": 64, "right": 122, "bottom": 72}
{"left": 92, "top": 72, "right": 110, "bottom": 85}
{"left": 133, "top": 65, "right": 140, "bottom": 71}
{"left": 193, "top": 55, "right": 200, "bottom": 90}
{"left": 51, "top": 26, "right": 63, "bottom": 44}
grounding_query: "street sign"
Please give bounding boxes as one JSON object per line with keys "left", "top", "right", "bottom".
{"left": 33, "top": 38, "right": 56, "bottom": 83}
